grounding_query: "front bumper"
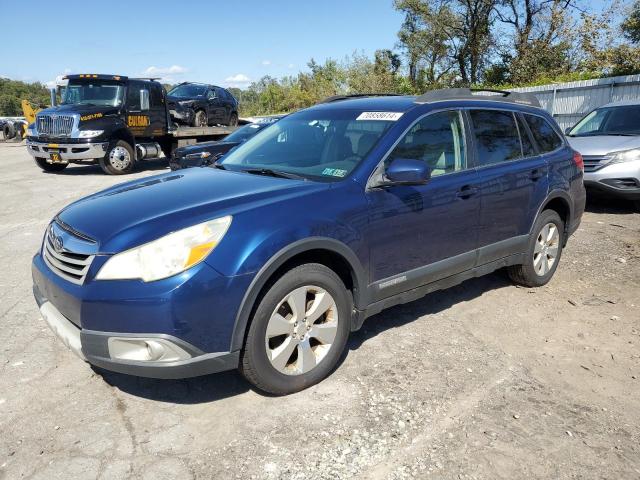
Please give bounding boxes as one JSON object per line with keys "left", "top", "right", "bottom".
{"left": 169, "top": 106, "right": 195, "bottom": 124}
{"left": 34, "top": 283, "right": 240, "bottom": 379}
{"left": 584, "top": 160, "right": 640, "bottom": 200}
{"left": 26, "top": 139, "right": 108, "bottom": 162}
{"left": 32, "top": 250, "right": 253, "bottom": 378}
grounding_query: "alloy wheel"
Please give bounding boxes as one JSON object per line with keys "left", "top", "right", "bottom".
{"left": 264, "top": 285, "right": 338, "bottom": 375}
{"left": 533, "top": 222, "right": 560, "bottom": 276}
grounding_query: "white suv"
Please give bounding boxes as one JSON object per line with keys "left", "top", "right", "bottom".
{"left": 567, "top": 100, "right": 640, "bottom": 210}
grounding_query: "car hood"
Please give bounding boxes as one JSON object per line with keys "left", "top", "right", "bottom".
{"left": 567, "top": 135, "right": 640, "bottom": 156}
{"left": 38, "top": 104, "right": 119, "bottom": 118}
{"left": 56, "top": 168, "right": 326, "bottom": 253}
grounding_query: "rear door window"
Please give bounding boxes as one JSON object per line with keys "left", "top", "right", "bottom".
{"left": 516, "top": 114, "right": 536, "bottom": 157}
{"left": 525, "top": 114, "right": 563, "bottom": 153}
{"left": 470, "top": 110, "right": 522, "bottom": 166}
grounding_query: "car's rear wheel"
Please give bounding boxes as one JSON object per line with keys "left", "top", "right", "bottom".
{"left": 193, "top": 110, "right": 207, "bottom": 127}
{"left": 35, "top": 157, "right": 68, "bottom": 172}
{"left": 508, "top": 209, "right": 564, "bottom": 287}
{"left": 240, "top": 263, "right": 351, "bottom": 395}
{"left": 99, "top": 140, "right": 135, "bottom": 175}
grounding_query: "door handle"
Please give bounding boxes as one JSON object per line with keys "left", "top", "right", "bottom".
{"left": 530, "top": 168, "right": 547, "bottom": 181}
{"left": 456, "top": 185, "right": 479, "bottom": 199}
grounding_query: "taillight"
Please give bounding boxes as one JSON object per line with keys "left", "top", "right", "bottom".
{"left": 573, "top": 151, "right": 584, "bottom": 171}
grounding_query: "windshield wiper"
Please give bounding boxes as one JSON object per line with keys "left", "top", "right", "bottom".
{"left": 242, "top": 168, "right": 305, "bottom": 180}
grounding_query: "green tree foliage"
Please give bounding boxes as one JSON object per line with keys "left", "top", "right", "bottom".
{"left": 622, "top": 0, "right": 640, "bottom": 43}
{"left": 0, "top": 78, "right": 50, "bottom": 116}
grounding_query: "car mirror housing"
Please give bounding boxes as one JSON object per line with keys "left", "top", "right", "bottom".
{"left": 375, "top": 158, "right": 431, "bottom": 187}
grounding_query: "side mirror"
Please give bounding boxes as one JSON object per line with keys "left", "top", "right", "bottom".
{"left": 374, "top": 158, "right": 431, "bottom": 187}
{"left": 564, "top": 127, "right": 572, "bottom": 135}
{"left": 140, "top": 89, "right": 150, "bottom": 111}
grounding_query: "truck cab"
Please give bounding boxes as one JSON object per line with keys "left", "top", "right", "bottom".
{"left": 26, "top": 74, "right": 237, "bottom": 175}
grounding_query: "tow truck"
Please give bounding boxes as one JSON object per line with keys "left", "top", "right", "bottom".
{"left": 25, "top": 74, "right": 238, "bottom": 174}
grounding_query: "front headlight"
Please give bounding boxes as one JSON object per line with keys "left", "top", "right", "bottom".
{"left": 606, "top": 148, "right": 640, "bottom": 165}
{"left": 96, "top": 216, "right": 232, "bottom": 282}
{"left": 78, "top": 130, "right": 104, "bottom": 138}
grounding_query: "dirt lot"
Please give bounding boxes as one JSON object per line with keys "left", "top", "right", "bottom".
{"left": 0, "top": 141, "right": 638, "bottom": 480}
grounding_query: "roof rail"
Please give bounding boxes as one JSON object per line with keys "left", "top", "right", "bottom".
{"left": 319, "top": 93, "right": 402, "bottom": 104}
{"left": 414, "top": 88, "right": 541, "bottom": 108}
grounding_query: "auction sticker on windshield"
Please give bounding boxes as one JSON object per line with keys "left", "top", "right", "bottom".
{"left": 356, "top": 112, "right": 403, "bottom": 121}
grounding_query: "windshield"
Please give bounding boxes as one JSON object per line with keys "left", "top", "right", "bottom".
{"left": 220, "top": 110, "right": 396, "bottom": 181}
{"left": 224, "top": 124, "right": 266, "bottom": 143}
{"left": 569, "top": 105, "right": 640, "bottom": 136}
{"left": 168, "top": 85, "right": 207, "bottom": 98}
{"left": 61, "top": 81, "right": 124, "bottom": 107}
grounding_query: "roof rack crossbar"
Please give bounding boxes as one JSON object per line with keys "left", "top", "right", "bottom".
{"left": 414, "top": 88, "right": 540, "bottom": 108}
{"left": 320, "top": 93, "right": 402, "bottom": 104}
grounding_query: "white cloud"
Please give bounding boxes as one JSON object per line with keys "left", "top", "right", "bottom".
{"left": 141, "top": 65, "right": 188, "bottom": 76}
{"left": 288, "top": 63, "right": 295, "bottom": 69}
{"left": 45, "top": 69, "right": 72, "bottom": 89}
{"left": 224, "top": 73, "right": 251, "bottom": 88}
{"left": 139, "top": 65, "right": 189, "bottom": 83}
{"left": 262, "top": 60, "right": 271, "bottom": 66}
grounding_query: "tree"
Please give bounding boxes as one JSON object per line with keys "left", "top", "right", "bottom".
{"left": 622, "top": 0, "right": 640, "bottom": 43}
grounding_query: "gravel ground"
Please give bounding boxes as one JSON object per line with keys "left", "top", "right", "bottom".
{"left": 0, "top": 141, "right": 638, "bottom": 480}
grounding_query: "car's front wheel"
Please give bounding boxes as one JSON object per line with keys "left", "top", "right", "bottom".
{"left": 193, "top": 110, "right": 207, "bottom": 127}
{"left": 240, "top": 263, "right": 352, "bottom": 395}
{"left": 99, "top": 140, "right": 135, "bottom": 175}
{"left": 508, "top": 209, "right": 564, "bottom": 287}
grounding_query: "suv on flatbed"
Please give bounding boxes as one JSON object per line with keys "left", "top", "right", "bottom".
{"left": 32, "top": 89, "right": 585, "bottom": 394}
{"left": 167, "top": 83, "right": 238, "bottom": 127}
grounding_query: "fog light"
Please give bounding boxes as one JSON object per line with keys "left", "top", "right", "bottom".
{"left": 108, "top": 337, "right": 191, "bottom": 362}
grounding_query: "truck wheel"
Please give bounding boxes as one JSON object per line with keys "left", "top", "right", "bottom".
{"left": 507, "top": 210, "right": 564, "bottom": 287}
{"left": 228, "top": 113, "right": 238, "bottom": 127}
{"left": 3, "top": 123, "right": 14, "bottom": 140}
{"left": 100, "top": 140, "right": 135, "bottom": 175}
{"left": 240, "top": 263, "right": 352, "bottom": 395}
{"left": 35, "top": 157, "right": 67, "bottom": 172}
{"left": 193, "top": 110, "right": 207, "bottom": 127}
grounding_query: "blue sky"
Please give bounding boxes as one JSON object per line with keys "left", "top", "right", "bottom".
{"left": 0, "top": 0, "right": 404, "bottom": 88}
{"left": 0, "top": 0, "right": 617, "bottom": 89}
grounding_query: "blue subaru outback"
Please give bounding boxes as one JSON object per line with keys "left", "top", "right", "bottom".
{"left": 32, "top": 89, "right": 585, "bottom": 394}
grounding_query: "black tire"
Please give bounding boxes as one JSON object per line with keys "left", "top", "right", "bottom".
{"left": 3, "top": 123, "right": 14, "bottom": 140}
{"left": 193, "top": 110, "right": 207, "bottom": 127}
{"left": 35, "top": 157, "right": 68, "bottom": 172}
{"left": 99, "top": 140, "right": 135, "bottom": 175}
{"left": 507, "top": 210, "right": 564, "bottom": 287}
{"left": 240, "top": 263, "right": 352, "bottom": 395}
{"left": 228, "top": 112, "right": 238, "bottom": 127}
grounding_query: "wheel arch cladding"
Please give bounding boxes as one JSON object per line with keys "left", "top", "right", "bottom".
{"left": 542, "top": 194, "right": 571, "bottom": 231}
{"left": 229, "top": 238, "right": 367, "bottom": 352}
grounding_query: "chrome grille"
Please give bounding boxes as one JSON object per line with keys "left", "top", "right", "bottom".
{"left": 582, "top": 155, "right": 609, "bottom": 173}
{"left": 37, "top": 114, "right": 75, "bottom": 136}
{"left": 42, "top": 226, "right": 94, "bottom": 285}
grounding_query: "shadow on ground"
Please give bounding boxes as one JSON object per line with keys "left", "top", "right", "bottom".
{"left": 100, "top": 272, "right": 511, "bottom": 404}
{"left": 39, "top": 159, "right": 170, "bottom": 176}
{"left": 585, "top": 192, "right": 638, "bottom": 214}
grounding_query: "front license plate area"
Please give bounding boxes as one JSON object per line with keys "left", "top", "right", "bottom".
{"left": 49, "top": 151, "right": 64, "bottom": 163}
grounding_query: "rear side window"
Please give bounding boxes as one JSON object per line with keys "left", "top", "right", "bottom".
{"left": 525, "top": 114, "right": 562, "bottom": 152}
{"left": 470, "top": 110, "right": 522, "bottom": 166}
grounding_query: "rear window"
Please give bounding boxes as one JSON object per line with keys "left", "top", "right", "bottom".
{"left": 525, "top": 114, "right": 562, "bottom": 152}
{"left": 470, "top": 110, "right": 522, "bottom": 166}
